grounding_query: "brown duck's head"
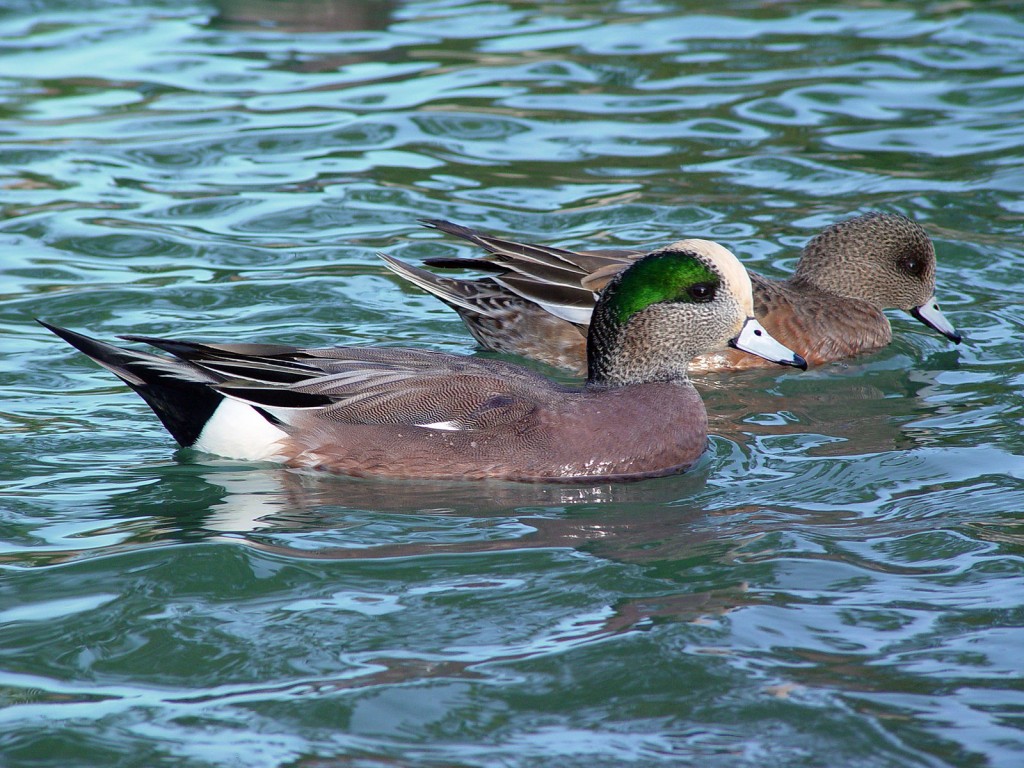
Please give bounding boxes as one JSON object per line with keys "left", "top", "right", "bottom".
{"left": 587, "top": 240, "right": 806, "bottom": 386}
{"left": 794, "top": 212, "right": 961, "bottom": 343}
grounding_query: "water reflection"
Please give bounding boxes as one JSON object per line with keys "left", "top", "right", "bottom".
{"left": 4, "top": 1, "right": 1022, "bottom": 761}
{"left": 208, "top": 0, "right": 401, "bottom": 75}
{"left": 0, "top": 460, "right": 715, "bottom": 559}
{"left": 193, "top": 463, "right": 712, "bottom": 545}
{"left": 3, "top": 352, "right": 969, "bottom": 571}
{"left": 211, "top": 0, "right": 396, "bottom": 34}
{"left": 58, "top": 461, "right": 999, "bottom": 713}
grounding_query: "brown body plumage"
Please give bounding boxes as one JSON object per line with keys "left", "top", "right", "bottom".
{"left": 284, "top": 369, "right": 707, "bottom": 481}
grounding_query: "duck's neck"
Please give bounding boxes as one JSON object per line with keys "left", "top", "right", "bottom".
{"left": 586, "top": 304, "right": 692, "bottom": 388}
{"left": 790, "top": 268, "right": 879, "bottom": 309}
{"left": 790, "top": 243, "right": 881, "bottom": 307}
{"left": 585, "top": 301, "right": 621, "bottom": 385}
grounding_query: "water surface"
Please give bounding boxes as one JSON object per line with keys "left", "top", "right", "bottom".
{"left": 2, "top": 1, "right": 1024, "bottom": 766}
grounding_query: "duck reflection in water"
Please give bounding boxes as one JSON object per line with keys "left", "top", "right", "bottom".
{"left": 209, "top": 0, "right": 399, "bottom": 73}
{"left": 211, "top": 0, "right": 396, "bottom": 34}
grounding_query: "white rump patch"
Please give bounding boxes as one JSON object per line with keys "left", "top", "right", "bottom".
{"left": 194, "top": 398, "right": 289, "bottom": 461}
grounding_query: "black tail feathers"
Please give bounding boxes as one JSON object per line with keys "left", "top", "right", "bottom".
{"left": 38, "top": 320, "right": 224, "bottom": 447}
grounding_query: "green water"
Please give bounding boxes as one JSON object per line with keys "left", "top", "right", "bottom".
{"left": 3, "top": 1, "right": 1024, "bottom": 765}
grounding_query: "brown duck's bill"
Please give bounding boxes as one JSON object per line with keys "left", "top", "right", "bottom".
{"left": 729, "top": 317, "right": 808, "bottom": 370}
{"left": 910, "top": 296, "right": 962, "bottom": 344}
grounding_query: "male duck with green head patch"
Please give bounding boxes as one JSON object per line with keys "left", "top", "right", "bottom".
{"left": 42, "top": 239, "right": 805, "bottom": 483}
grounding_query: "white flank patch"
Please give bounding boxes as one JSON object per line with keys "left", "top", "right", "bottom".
{"left": 535, "top": 301, "right": 596, "bottom": 326}
{"left": 496, "top": 276, "right": 597, "bottom": 325}
{"left": 194, "top": 398, "right": 289, "bottom": 461}
{"left": 415, "top": 420, "right": 462, "bottom": 431}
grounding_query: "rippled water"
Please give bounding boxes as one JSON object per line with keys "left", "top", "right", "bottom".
{"left": 3, "top": 1, "right": 1024, "bottom": 765}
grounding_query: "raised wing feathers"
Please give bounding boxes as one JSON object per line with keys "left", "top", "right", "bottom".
{"left": 421, "top": 219, "right": 637, "bottom": 278}
{"left": 417, "top": 220, "right": 647, "bottom": 322}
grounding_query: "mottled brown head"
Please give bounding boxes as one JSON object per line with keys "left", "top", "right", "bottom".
{"left": 793, "top": 212, "right": 939, "bottom": 310}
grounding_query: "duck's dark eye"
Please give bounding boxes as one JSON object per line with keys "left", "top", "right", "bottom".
{"left": 688, "top": 282, "right": 716, "bottom": 303}
{"left": 900, "top": 257, "right": 924, "bottom": 276}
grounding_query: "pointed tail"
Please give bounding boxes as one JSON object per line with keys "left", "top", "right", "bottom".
{"left": 38, "top": 320, "right": 225, "bottom": 447}
{"left": 378, "top": 252, "right": 501, "bottom": 318}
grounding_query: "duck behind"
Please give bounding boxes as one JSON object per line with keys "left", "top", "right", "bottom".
{"left": 381, "top": 212, "right": 961, "bottom": 374}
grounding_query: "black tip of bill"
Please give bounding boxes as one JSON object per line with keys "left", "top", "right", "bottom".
{"left": 788, "top": 352, "right": 809, "bottom": 371}
{"left": 910, "top": 299, "right": 962, "bottom": 344}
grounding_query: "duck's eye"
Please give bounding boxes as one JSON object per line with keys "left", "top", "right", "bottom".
{"left": 688, "top": 282, "right": 716, "bottom": 303}
{"left": 900, "top": 257, "right": 924, "bottom": 276}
